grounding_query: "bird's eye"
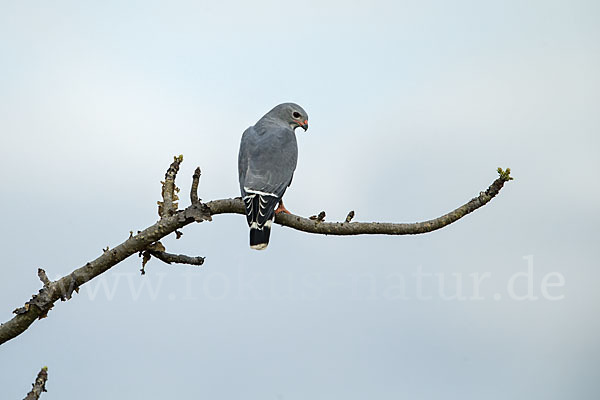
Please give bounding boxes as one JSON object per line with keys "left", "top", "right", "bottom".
{"left": 292, "top": 111, "right": 301, "bottom": 119}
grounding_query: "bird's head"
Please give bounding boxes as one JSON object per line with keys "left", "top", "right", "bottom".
{"left": 270, "top": 103, "right": 309, "bottom": 132}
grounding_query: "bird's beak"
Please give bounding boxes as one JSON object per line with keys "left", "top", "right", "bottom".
{"left": 300, "top": 119, "right": 308, "bottom": 131}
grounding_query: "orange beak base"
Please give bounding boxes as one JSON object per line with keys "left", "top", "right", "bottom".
{"left": 300, "top": 119, "right": 309, "bottom": 131}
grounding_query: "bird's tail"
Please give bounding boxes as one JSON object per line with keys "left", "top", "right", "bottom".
{"left": 244, "top": 193, "right": 278, "bottom": 250}
{"left": 250, "top": 223, "right": 271, "bottom": 250}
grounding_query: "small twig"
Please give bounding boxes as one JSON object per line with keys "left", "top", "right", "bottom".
{"left": 24, "top": 366, "right": 48, "bottom": 400}
{"left": 159, "top": 155, "right": 183, "bottom": 218}
{"left": 345, "top": 211, "right": 355, "bottom": 223}
{"left": 309, "top": 211, "right": 326, "bottom": 222}
{"left": 149, "top": 251, "right": 205, "bottom": 266}
{"left": 190, "top": 167, "right": 201, "bottom": 204}
{"left": 37, "top": 269, "right": 50, "bottom": 287}
{"left": 139, "top": 241, "right": 204, "bottom": 274}
{"left": 139, "top": 242, "right": 166, "bottom": 275}
{"left": 140, "top": 253, "right": 150, "bottom": 275}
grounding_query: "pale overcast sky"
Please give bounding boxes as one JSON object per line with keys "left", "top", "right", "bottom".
{"left": 1, "top": 1, "right": 599, "bottom": 399}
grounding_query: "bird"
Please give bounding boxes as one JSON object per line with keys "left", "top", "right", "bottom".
{"left": 238, "top": 103, "right": 309, "bottom": 250}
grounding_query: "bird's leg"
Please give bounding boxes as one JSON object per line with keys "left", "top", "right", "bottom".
{"left": 275, "top": 199, "right": 291, "bottom": 214}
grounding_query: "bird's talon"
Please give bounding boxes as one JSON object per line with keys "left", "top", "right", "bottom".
{"left": 275, "top": 203, "right": 291, "bottom": 214}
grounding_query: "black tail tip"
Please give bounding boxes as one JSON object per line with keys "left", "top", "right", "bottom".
{"left": 250, "top": 227, "right": 270, "bottom": 250}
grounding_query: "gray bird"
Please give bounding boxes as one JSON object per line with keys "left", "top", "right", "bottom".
{"left": 238, "top": 103, "right": 309, "bottom": 250}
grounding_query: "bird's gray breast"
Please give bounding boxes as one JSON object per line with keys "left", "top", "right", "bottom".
{"left": 238, "top": 125, "right": 298, "bottom": 197}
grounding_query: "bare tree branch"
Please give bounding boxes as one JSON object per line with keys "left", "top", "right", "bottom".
{"left": 148, "top": 251, "right": 206, "bottom": 266}
{"left": 345, "top": 211, "right": 355, "bottom": 223}
{"left": 37, "top": 269, "right": 50, "bottom": 287}
{"left": 0, "top": 157, "right": 512, "bottom": 346}
{"left": 0, "top": 202, "right": 212, "bottom": 345}
{"left": 207, "top": 168, "right": 513, "bottom": 235}
{"left": 158, "top": 155, "right": 183, "bottom": 217}
{"left": 24, "top": 366, "right": 48, "bottom": 400}
{"left": 190, "top": 167, "right": 201, "bottom": 204}
{"left": 139, "top": 241, "right": 205, "bottom": 275}
{"left": 309, "top": 211, "right": 327, "bottom": 222}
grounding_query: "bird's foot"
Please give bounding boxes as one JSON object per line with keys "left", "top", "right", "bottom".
{"left": 275, "top": 201, "right": 291, "bottom": 215}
